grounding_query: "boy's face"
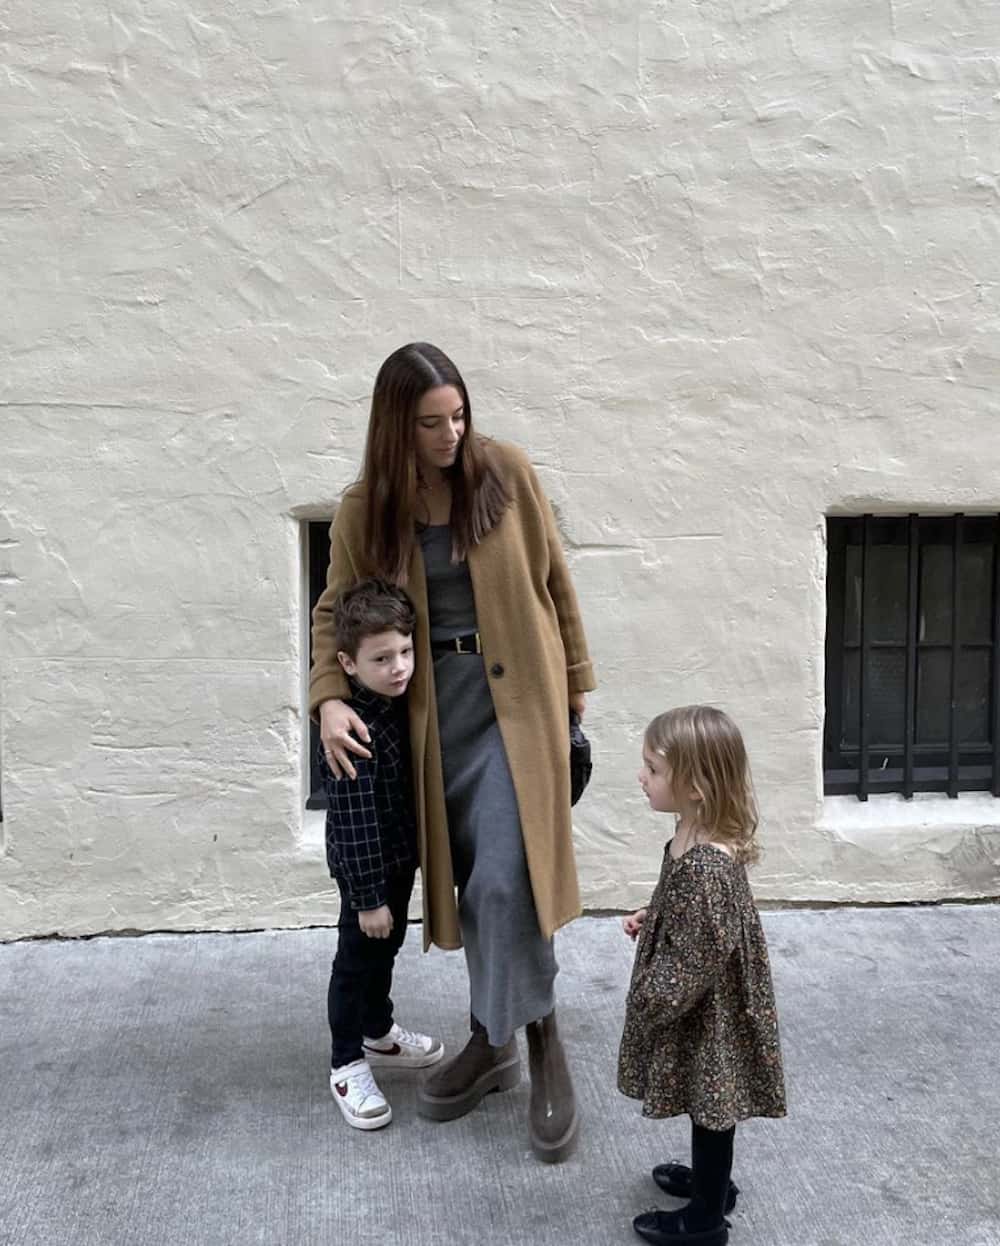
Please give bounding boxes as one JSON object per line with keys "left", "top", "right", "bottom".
{"left": 337, "top": 629, "right": 415, "bottom": 698}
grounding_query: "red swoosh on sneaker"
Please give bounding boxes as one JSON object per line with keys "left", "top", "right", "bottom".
{"left": 334, "top": 1082, "right": 348, "bottom": 1097}
{"left": 365, "top": 1042, "right": 402, "bottom": 1056}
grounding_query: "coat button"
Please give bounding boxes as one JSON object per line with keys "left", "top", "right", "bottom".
{"left": 490, "top": 662, "right": 505, "bottom": 678}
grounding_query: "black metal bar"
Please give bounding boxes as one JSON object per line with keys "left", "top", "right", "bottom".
{"left": 858, "top": 514, "right": 871, "bottom": 801}
{"left": 844, "top": 742, "right": 993, "bottom": 757}
{"left": 948, "top": 514, "right": 963, "bottom": 798}
{"left": 993, "top": 514, "right": 1000, "bottom": 797}
{"left": 843, "top": 641, "right": 974, "bottom": 652}
{"left": 823, "top": 520, "right": 847, "bottom": 793}
{"left": 826, "top": 763, "right": 994, "bottom": 796}
{"left": 903, "top": 514, "right": 918, "bottom": 799}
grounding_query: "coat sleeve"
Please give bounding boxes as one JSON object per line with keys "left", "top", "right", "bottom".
{"left": 629, "top": 858, "right": 738, "bottom": 1026}
{"left": 522, "top": 459, "right": 597, "bottom": 695}
{"left": 308, "top": 506, "right": 359, "bottom": 719}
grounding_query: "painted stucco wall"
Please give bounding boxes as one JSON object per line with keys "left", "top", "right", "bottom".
{"left": 3, "top": 0, "right": 1000, "bottom": 940}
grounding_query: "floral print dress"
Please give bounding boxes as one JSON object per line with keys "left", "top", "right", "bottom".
{"left": 618, "top": 842, "right": 786, "bottom": 1131}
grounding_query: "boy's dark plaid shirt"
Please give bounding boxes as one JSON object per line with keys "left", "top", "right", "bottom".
{"left": 319, "top": 679, "right": 417, "bottom": 911}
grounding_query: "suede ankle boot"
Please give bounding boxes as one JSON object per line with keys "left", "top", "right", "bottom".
{"left": 525, "top": 1008, "right": 578, "bottom": 1163}
{"left": 417, "top": 1018, "right": 520, "bottom": 1122}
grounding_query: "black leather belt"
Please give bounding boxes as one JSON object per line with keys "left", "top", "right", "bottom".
{"left": 431, "top": 631, "right": 482, "bottom": 655}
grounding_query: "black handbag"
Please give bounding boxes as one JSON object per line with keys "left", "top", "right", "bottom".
{"left": 569, "top": 709, "right": 593, "bottom": 806}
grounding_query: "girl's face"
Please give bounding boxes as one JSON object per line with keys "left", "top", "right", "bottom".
{"left": 638, "top": 747, "right": 681, "bottom": 813}
{"left": 414, "top": 385, "right": 465, "bottom": 477}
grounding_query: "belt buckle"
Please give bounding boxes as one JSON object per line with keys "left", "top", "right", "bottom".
{"left": 455, "top": 633, "right": 480, "bottom": 655}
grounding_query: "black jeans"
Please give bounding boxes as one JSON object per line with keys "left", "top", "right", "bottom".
{"left": 327, "top": 867, "right": 415, "bottom": 1069}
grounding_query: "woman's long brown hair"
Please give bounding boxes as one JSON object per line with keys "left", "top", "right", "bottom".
{"left": 359, "top": 343, "right": 511, "bottom": 583}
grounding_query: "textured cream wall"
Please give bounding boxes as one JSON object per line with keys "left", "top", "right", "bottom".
{"left": 3, "top": 0, "right": 1000, "bottom": 939}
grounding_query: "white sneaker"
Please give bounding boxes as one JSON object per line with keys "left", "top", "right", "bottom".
{"left": 363, "top": 1022, "right": 445, "bottom": 1070}
{"left": 329, "top": 1059, "right": 392, "bottom": 1130}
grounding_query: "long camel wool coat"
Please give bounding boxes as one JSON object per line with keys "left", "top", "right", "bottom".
{"left": 309, "top": 440, "right": 597, "bottom": 951}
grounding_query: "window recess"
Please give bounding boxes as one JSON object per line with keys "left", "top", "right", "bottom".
{"left": 824, "top": 514, "right": 1000, "bottom": 801}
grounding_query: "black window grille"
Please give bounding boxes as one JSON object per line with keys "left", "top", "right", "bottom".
{"left": 824, "top": 514, "right": 1000, "bottom": 800}
{"left": 307, "top": 520, "right": 333, "bottom": 809}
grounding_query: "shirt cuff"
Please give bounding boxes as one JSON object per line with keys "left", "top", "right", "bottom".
{"left": 350, "top": 883, "right": 388, "bottom": 912}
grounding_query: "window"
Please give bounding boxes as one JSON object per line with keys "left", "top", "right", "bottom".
{"left": 824, "top": 514, "right": 1000, "bottom": 800}
{"left": 306, "top": 520, "right": 332, "bottom": 809}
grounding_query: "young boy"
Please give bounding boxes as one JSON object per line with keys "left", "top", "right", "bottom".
{"left": 320, "top": 578, "right": 443, "bottom": 1131}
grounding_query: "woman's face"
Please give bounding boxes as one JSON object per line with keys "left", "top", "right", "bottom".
{"left": 414, "top": 385, "right": 466, "bottom": 476}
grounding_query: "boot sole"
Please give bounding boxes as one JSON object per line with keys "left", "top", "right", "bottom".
{"left": 530, "top": 1106, "right": 579, "bottom": 1164}
{"left": 416, "top": 1055, "right": 521, "bottom": 1121}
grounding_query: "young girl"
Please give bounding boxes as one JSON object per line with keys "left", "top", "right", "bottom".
{"left": 618, "top": 706, "right": 786, "bottom": 1246}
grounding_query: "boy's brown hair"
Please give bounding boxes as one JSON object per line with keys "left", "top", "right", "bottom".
{"left": 332, "top": 578, "right": 416, "bottom": 659}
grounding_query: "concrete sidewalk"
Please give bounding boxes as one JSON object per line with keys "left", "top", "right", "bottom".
{"left": 2, "top": 906, "right": 998, "bottom": 1246}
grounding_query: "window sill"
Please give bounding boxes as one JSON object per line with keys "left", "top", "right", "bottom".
{"left": 301, "top": 806, "right": 326, "bottom": 851}
{"left": 821, "top": 791, "right": 1000, "bottom": 843}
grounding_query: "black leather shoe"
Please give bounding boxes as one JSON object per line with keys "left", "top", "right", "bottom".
{"left": 632, "top": 1209, "right": 729, "bottom": 1246}
{"left": 651, "top": 1162, "right": 739, "bottom": 1213}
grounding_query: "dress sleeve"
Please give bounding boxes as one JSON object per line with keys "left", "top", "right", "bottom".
{"left": 629, "top": 856, "right": 738, "bottom": 1025}
{"left": 523, "top": 460, "right": 596, "bottom": 694}
{"left": 308, "top": 508, "right": 358, "bottom": 718}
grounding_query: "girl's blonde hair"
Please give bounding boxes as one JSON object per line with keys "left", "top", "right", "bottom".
{"left": 645, "top": 705, "right": 760, "bottom": 865}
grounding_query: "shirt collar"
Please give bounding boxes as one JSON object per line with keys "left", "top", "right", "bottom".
{"left": 348, "top": 675, "right": 397, "bottom": 719}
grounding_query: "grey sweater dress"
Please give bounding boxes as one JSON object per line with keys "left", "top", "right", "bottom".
{"left": 419, "top": 523, "right": 557, "bottom": 1045}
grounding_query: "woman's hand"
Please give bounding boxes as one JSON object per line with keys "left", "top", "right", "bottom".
{"left": 319, "top": 698, "right": 373, "bottom": 780}
{"left": 359, "top": 905, "right": 393, "bottom": 939}
{"left": 623, "top": 908, "right": 647, "bottom": 940}
{"left": 569, "top": 691, "right": 587, "bottom": 718}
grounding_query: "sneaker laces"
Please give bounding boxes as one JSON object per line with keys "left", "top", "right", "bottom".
{"left": 349, "top": 1063, "right": 381, "bottom": 1105}
{"left": 391, "top": 1024, "right": 427, "bottom": 1051}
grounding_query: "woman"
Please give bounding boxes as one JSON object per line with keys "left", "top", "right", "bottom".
{"left": 309, "top": 342, "right": 596, "bottom": 1162}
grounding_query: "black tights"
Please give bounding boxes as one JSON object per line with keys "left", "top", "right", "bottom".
{"left": 689, "top": 1121, "right": 735, "bottom": 1229}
